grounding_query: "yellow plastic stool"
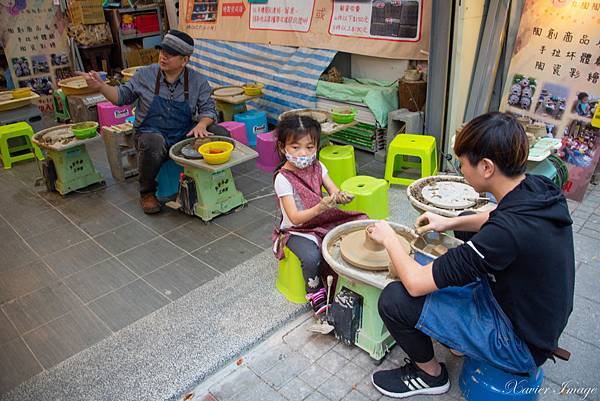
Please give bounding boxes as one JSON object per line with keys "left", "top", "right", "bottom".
{"left": 319, "top": 145, "right": 356, "bottom": 188}
{"left": 385, "top": 134, "right": 438, "bottom": 186}
{"left": 276, "top": 246, "right": 307, "bottom": 304}
{"left": 340, "top": 175, "right": 389, "bottom": 219}
{"left": 0, "top": 122, "right": 44, "bottom": 169}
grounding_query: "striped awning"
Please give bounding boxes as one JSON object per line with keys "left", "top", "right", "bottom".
{"left": 189, "top": 39, "right": 337, "bottom": 124}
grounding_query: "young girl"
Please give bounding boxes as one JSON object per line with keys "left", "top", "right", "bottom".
{"left": 272, "top": 115, "right": 366, "bottom": 315}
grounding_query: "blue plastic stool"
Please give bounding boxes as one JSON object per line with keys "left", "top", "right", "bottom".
{"left": 156, "top": 159, "right": 183, "bottom": 200}
{"left": 234, "top": 109, "right": 268, "bottom": 146}
{"left": 460, "top": 357, "right": 544, "bottom": 401}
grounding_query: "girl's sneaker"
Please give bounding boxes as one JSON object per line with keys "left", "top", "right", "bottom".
{"left": 306, "top": 287, "right": 329, "bottom": 315}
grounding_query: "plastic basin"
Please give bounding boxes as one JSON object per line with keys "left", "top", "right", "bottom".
{"left": 71, "top": 121, "right": 98, "bottom": 139}
{"left": 331, "top": 107, "right": 357, "bottom": 124}
{"left": 242, "top": 82, "right": 264, "bottom": 96}
{"left": 198, "top": 141, "right": 234, "bottom": 164}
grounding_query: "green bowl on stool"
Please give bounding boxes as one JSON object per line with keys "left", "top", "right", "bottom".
{"left": 71, "top": 122, "right": 98, "bottom": 139}
{"left": 331, "top": 107, "right": 357, "bottom": 124}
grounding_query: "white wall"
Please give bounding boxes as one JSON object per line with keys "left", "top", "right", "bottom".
{"left": 350, "top": 54, "right": 411, "bottom": 81}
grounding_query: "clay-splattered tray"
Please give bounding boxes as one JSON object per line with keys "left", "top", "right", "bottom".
{"left": 33, "top": 124, "right": 99, "bottom": 151}
{"left": 169, "top": 136, "right": 258, "bottom": 172}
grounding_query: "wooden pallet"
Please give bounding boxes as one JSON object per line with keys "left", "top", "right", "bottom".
{"left": 101, "top": 123, "right": 138, "bottom": 181}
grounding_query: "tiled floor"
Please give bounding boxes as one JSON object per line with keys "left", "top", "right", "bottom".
{"left": 0, "top": 134, "right": 384, "bottom": 395}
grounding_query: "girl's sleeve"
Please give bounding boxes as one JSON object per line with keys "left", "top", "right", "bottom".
{"left": 319, "top": 161, "right": 329, "bottom": 178}
{"left": 274, "top": 173, "right": 294, "bottom": 198}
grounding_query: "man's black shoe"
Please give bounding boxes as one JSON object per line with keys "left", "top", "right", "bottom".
{"left": 371, "top": 358, "right": 450, "bottom": 398}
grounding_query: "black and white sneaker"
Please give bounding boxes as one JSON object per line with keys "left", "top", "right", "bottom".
{"left": 371, "top": 358, "right": 450, "bottom": 398}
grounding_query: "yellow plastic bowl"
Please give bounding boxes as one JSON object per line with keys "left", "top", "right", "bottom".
{"left": 242, "top": 82, "right": 264, "bottom": 96}
{"left": 12, "top": 88, "right": 32, "bottom": 99}
{"left": 198, "top": 141, "right": 234, "bottom": 164}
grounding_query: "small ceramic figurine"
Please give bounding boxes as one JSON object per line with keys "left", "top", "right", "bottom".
{"left": 520, "top": 96, "right": 532, "bottom": 109}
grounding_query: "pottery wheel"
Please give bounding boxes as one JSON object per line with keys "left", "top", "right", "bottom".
{"left": 421, "top": 181, "right": 478, "bottom": 210}
{"left": 213, "top": 87, "right": 244, "bottom": 97}
{"left": 181, "top": 143, "right": 203, "bottom": 159}
{"left": 339, "top": 230, "right": 411, "bottom": 271}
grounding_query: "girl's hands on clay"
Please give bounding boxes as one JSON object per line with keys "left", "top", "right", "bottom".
{"left": 366, "top": 221, "right": 397, "bottom": 247}
{"left": 334, "top": 191, "right": 354, "bottom": 205}
{"left": 318, "top": 195, "right": 337, "bottom": 211}
{"left": 415, "top": 212, "right": 450, "bottom": 234}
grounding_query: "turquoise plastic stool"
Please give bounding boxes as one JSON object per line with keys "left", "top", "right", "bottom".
{"left": 234, "top": 110, "right": 268, "bottom": 146}
{"left": 156, "top": 159, "right": 183, "bottom": 199}
{"left": 460, "top": 358, "right": 544, "bottom": 401}
{"left": 339, "top": 175, "right": 389, "bottom": 219}
{"left": 385, "top": 134, "right": 438, "bottom": 186}
{"left": 319, "top": 145, "right": 356, "bottom": 188}
{"left": 276, "top": 247, "right": 307, "bottom": 304}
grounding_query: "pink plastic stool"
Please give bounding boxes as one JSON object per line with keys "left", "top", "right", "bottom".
{"left": 219, "top": 121, "right": 248, "bottom": 145}
{"left": 97, "top": 102, "right": 133, "bottom": 130}
{"left": 256, "top": 130, "right": 280, "bottom": 172}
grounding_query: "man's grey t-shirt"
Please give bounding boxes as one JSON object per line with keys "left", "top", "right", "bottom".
{"left": 116, "top": 64, "right": 217, "bottom": 127}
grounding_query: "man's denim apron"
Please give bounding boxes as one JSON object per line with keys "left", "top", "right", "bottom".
{"left": 416, "top": 278, "right": 538, "bottom": 374}
{"left": 137, "top": 67, "right": 194, "bottom": 146}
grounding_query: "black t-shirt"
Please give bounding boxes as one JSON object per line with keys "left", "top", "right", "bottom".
{"left": 432, "top": 175, "right": 575, "bottom": 365}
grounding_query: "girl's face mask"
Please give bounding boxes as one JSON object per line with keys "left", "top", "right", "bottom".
{"left": 285, "top": 152, "right": 316, "bottom": 169}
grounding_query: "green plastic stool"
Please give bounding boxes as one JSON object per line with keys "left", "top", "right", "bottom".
{"left": 0, "top": 122, "right": 44, "bottom": 169}
{"left": 339, "top": 175, "right": 389, "bottom": 219}
{"left": 336, "top": 275, "right": 395, "bottom": 361}
{"left": 52, "top": 89, "right": 71, "bottom": 122}
{"left": 385, "top": 134, "right": 438, "bottom": 186}
{"left": 319, "top": 145, "right": 356, "bottom": 188}
{"left": 276, "top": 246, "right": 307, "bottom": 304}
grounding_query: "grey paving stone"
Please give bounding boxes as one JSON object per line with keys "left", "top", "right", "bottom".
{"left": 75, "top": 204, "right": 134, "bottom": 237}
{"left": 245, "top": 169, "right": 275, "bottom": 185}
{"left": 192, "top": 234, "right": 263, "bottom": 273}
{"left": 88, "top": 279, "right": 169, "bottom": 331}
{"left": 63, "top": 258, "right": 137, "bottom": 303}
{"left": 563, "top": 295, "right": 600, "bottom": 346}
{"left": 0, "top": 237, "right": 40, "bottom": 274}
{"left": 118, "top": 237, "right": 186, "bottom": 276}
{"left": 93, "top": 221, "right": 157, "bottom": 255}
{"left": 261, "top": 351, "right": 312, "bottom": 389}
{"left": 23, "top": 306, "right": 110, "bottom": 369}
{"left": 355, "top": 374, "right": 383, "bottom": 401}
{"left": 0, "top": 337, "right": 43, "bottom": 394}
{"left": 2, "top": 281, "right": 83, "bottom": 334}
{"left": 7, "top": 208, "right": 70, "bottom": 239}
{"left": 301, "top": 335, "right": 339, "bottom": 362}
{"left": 304, "top": 392, "right": 330, "bottom": 401}
{"left": 44, "top": 239, "right": 111, "bottom": 278}
{"left": 278, "top": 376, "right": 314, "bottom": 401}
{"left": 298, "top": 363, "right": 333, "bottom": 389}
{"left": 235, "top": 175, "right": 270, "bottom": 197}
{"left": 95, "top": 182, "right": 139, "bottom": 205}
{"left": 283, "top": 319, "right": 318, "bottom": 350}
{"left": 342, "top": 390, "right": 371, "bottom": 401}
{"left": 234, "top": 215, "right": 278, "bottom": 249}
{"left": 25, "top": 222, "right": 86, "bottom": 256}
{"left": 230, "top": 379, "right": 287, "bottom": 401}
{"left": 334, "top": 342, "right": 363, "bottom": 361}
{"left": 115, "top": 198, "right": 192, "bottom": 234}
{"left": 579, "top": 228, "right": 600, "bottom": 240}
{"left": 318, "top": 349, "right": 354, "bottom": 375}
{"left": 0, "top": 259, "right": 57, "bottom": 304}
{"left": 209, "top": 366, "right": 263, "bottom": 401}
{"left": 247, "top": 342, "right": 295, "bottom": 375}
{"left": 213, "top": 204, "right": 271, "bottom": 232}
{"left": 336, "top": 361, "right": 369, "bottom": 387}
{"left": 574, "top": 262, "right": 600, "bottom": 303}
{"left": 0, "top": 309, "right": 18, "bottom": 345}
{"left": 544, "top": 333, "right": 600, "bottom": 396}
{"left": 316, "top": 374, "right": 352, "bottom": 401}
{"left": 163, "top": 221, "right": 229, "bottom": 253}
{"left": 249, "top": 194, "right": 279, "bottom": 215}
{"left": 231, "top": 159, "right": 258, "bottom": 175}
{"left": 143, "top": 255, "right": 218, "bottom": 300}
{"left": 573, "top": 233, "right": 600, "bottom": 265}
{"left": 353, "top": 349, "right": 382, "bottom": 371}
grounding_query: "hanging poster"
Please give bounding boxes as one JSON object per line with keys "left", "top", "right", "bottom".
{"left": 499, "top": 0, "right": 600, "bottom": 201}
{"left": 181, "top": 0, "right": 430, "bottom": 60}
{"left": 0, "top": 0, "right": 71, "bottom": 113}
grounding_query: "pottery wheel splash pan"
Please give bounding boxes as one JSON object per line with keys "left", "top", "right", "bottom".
{"left": 421, "top": 181, "right": 478, "bottom": 210}
{"left": 179, "top": 137, "right": 236, "bottom": 159}
{"left": 339, "top": 230, "right": 411, "bottom": 271}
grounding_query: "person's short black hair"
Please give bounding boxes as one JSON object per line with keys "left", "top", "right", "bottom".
{"left": 578, "top": 92, "right": 589, "bottom": 101}
{"left": 454, "top": 112, "right": 528, "bottom": 177}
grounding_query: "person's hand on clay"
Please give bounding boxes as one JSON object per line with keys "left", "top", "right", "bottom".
{"left": 187, "top": 124, "right": 211, "bottom": 139}
{"left": 415, "top": 212, "right": 451, "bottom": 235}
{"left": 75, "top": 70, "right": 104, "bottom": 91}
{"left": 367, "top": 221, "right": 398, "bottom": 247}
{"left": 334, "top": 191, "right": 354, "bottom": 205}
{"left": 317, "top": 195, "right": 337, "bottom": 211}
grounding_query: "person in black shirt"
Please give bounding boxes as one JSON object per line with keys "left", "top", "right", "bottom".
{"left": 367, "top": 112, "right": 575, "bottom": 398}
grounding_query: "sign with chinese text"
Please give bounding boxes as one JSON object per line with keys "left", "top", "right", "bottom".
{"left": 500, "top": 0, "right": 600, "bottom": 201}
{"left": 181, "top": 0, "right": 430, "bottom": 60}
{"left": 0, "top": 0, "right": 71, "bottom": 113}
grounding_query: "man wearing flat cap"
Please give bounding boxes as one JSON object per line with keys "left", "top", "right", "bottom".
{"left": 79, "top": 29, "right": 227, "bottom": 214}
